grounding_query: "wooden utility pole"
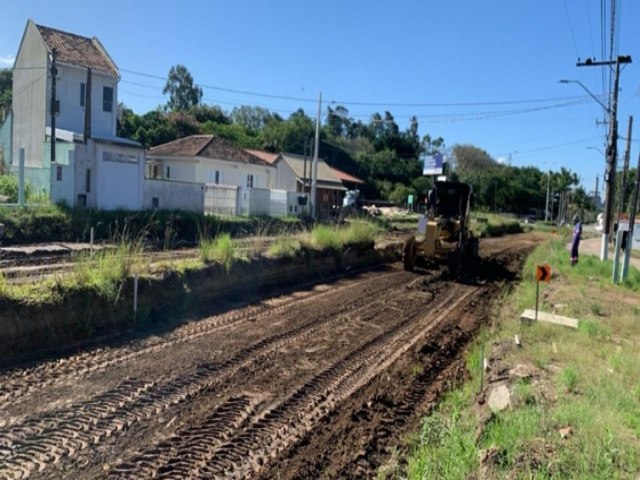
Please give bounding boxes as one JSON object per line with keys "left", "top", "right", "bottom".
{"left": 311, "top": 92, "right": 321, "bottom": 219}
{"left": 577, "top": 55, "right": 632, "bottom": 260}
{"left": 83, "top": 68, "right": 92, "bottom": 143}
{"left": 50, "top": 49, "right": 57, "bottom": 164}
{"left": 622, "top": 152, "right": 640, "bottom": 280}
{"left": 616, "top": 116, "right": 633, "bottom": 222}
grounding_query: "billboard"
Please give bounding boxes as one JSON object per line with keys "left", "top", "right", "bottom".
{"left": 423, "top": 152, "right": 447, "bottom": 175}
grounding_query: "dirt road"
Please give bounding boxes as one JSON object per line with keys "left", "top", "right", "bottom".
{"left": 0, "top": 234, "right": 538, "bottom": 479}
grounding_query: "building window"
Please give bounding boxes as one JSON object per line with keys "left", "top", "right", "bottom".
{"left": 165, "top": 165, "right": 171, "bottom": 179}
{"left": 103, "top": 86, "right": 113, "bottom": 112}
{"left": 215, "top": 170, "right": 220, "bottom": 184}
{"left": 152, "top": 197, "right": 159, "bottom": 208}
{"left": 246, "top": 174, "right": 254, "bottom": 188}
{"left": 152, "top": 165, "right": 158, "bottom": 178}
{"left": 56, "top": 165, "right": 62, "bottom": 181}
{"left": 80, "top": 82, "right": 85, "bottom": 107}
{"left": 77, "top": 194, "right": 87, "bottom": 207}
{"left": 85, "top": 168, "right": 91, "bottom": 193}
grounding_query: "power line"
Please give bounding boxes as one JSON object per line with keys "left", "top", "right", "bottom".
{"left": 119, "top": 67, "right": 595, "bottom": 109}
{"left": 563, "top": 0, "right": 582, "bottom": 62}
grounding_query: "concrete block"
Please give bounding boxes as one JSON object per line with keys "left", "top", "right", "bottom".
{"left": 520, "top": 309, "right": 579, "bottom": 329}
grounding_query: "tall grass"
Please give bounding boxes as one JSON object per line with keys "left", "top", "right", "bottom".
{"left": 267, "top": 236, "right": 302, "bottom": 258}
{"left": 199, "top": 233, "right": 236, "bottom": 273}
{"left": 72, "top": 226, "right": 147, "bottom": 302}
{"left": 308, "top": 220, "right": 382, "bottom": 251}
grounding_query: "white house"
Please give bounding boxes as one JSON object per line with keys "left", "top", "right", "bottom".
{"left": 10, "top": 20, "right": 144, "bottom": 209}
{"left": 147, "top": 135, "right": 276, "bottom": 189}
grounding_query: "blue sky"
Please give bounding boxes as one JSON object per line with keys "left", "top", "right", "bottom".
{"left": 2, "top": 0, "right": 639, "bottom": 193}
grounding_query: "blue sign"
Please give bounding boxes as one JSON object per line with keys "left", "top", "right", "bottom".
{"left": 423, "top": 153, "right": 447, "bottom": 175}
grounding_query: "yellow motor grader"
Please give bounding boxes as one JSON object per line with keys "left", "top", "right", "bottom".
{"left": 402, "top": 181, "right": 478, "bottom": 278}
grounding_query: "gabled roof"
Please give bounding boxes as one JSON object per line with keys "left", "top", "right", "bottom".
{"left": 148, "top": 135, "right": 273, "bottom": 166}
{"left": 244, "top": 149, "right": 279, "bottom": 164}
{"left": 35, "top": 23, "right": 118, "bottom": 76}
{"left": 278, "top": 153, "right": 346, "bottom": 190}
{"left": 330, "top": 167, "right": 365, "bottom": 184}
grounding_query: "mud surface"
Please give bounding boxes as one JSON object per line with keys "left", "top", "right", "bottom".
{"left": 0, "top": 233, "right": 538, "bottom": 479}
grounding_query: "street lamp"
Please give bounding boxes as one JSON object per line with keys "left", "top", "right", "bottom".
{"left": 560, "top": 78, "right": 614, "bottom": 261}
{"left": 586, "top": 146, "right": 605, "bottom": 156}
{"left": 558, "top": 80, "right": 610, "bottom": 114}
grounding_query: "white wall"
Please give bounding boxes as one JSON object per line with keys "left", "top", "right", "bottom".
{"left": 204, "top": 184, "right": 239, "bottom": 216}
{"left": 52, "top": 65, "right": 118, "bottom": 138}
{"left": 194, "top": 158, "right": 274, "bottom": 189}
{"left": 238, "top": 187, "right": 270, "bottom": 215}
{"left": 149, "top": 155, "right": 275, "bottom": 189}
{"left": 143, "top": 179, "right": 204, "bottom": 212}
{"left": 49, "top": 145, "right": 76, "bottom": 206}
{"left": 96, "top": 142, "right": 144, "bottom": 210}
{"left": 275, "top": 159, "right": 299, "bottom": 191}
{"left": 160, "top": 158, "right": 197, "bottom": 182}
{"left": 12, "top": 21, "right": 48, "bottom": 169}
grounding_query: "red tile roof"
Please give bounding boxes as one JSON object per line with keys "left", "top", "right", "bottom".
{"left": 148, "top": 135, "right": 273, "bottom": 166}
{"left": 330, "top": 167, "right": 365, "bottom": 184}
{"left": 244, "top": 149, "right": 279, "bottom": 164}
{"left": 36, "top": 24, "right": 118, "bottom": 76}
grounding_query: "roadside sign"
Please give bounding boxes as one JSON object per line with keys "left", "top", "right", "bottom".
{"left": 423, "top": 153, "right": 447, "bottom": 175}
{"left": 536, "top": 264, "right": 551, "bottom": 282}
{"left": 407, "top": 194, "right": 414, "bottom": 206}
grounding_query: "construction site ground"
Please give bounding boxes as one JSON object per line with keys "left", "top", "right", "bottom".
{"left": 0, "top": 233, "right": 540, "bottom": 479}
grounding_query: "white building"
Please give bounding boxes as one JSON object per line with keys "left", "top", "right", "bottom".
{"left": 10, "top": 20, "right": 144, "bottom": 209}
{"left": 147, "top": 135, "right": 276, "bottom": 189}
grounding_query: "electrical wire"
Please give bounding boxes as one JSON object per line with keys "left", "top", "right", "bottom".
{"left": 119, "top": 67, "right": 595, "bottom": 109}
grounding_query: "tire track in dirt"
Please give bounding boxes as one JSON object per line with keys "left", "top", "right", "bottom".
{"left": 108, "top": 394, "right": 262, "bottom": 479}
{"left": 0, "top": 271, "right": 420, "bottom": 478}
{"left": 0, "top": 269, "right": 408, "bottom": 411}
{"left": 104, "top": 284, "right": 479, "bottom": 479}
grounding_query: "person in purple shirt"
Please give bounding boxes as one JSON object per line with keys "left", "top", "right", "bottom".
{"left": 570, "top": 215, "right": 582, "bottom": 266}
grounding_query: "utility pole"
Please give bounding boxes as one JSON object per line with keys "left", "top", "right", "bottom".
{"left": 577, "top": 55, "right": 632, "bottom": 260}
{"left": 311, "top": 92, "right": 321, "bottom": 219}
{"left": 622, "top": 151, "right": 640, "bottom": 280}
{"left": 50, "top": 49, "right": 58, "bottom": 164}
{"left": 613, "top": 116, "right": 633, "bottom": 283}
{"left": 83, "top": 68, "right": 92, "bottom": 142}
{"left": 545, "top": 171, "right": 551, "bottom": 222}
{"left": 617, "top": 116, "right": 633, "bottom": 222}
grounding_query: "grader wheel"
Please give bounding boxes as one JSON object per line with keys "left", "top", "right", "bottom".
{"left": 402, "top": 237, "right": 417, "bottom": 271}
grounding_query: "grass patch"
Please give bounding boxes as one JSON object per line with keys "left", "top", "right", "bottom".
{"left": 267, "top": 236, "right": 302, "bottom": 258}
{"left": 199, "top": 232, "right": 236, "bottom": 272}
{"left": 307, "top": 220, "right": 382, "bottom": 251}
{"left": 397, "top": 235, "right": 640, "bottom": 479}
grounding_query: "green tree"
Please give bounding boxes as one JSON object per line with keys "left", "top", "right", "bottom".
{"left": 261, "top": 109, "right": 315, "bottom": 153}
{"left": 188, "top": 104, "right": 230, "bottom": 125}
{"left": 453, "top": 144, "right": 497, "bottom": 174}
{"left": 230, "top": 105, "right": 273, "bottom": 133}
{"left": 0, "top": 69, "right": 11, "bottom": 114}
{"left": 163, "top": 64, "right": 203, "bottom": 112}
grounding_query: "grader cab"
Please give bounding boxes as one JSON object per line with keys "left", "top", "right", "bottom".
{"left": 402, "top": 181, "right": 478, "bottom": 278}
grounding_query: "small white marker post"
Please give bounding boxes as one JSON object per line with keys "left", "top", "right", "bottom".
{"left": 133, "top": 275, "right": 139, "bottom": 316}
{"left": 90, "top": 227, "right": 94, "bottom": 255}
